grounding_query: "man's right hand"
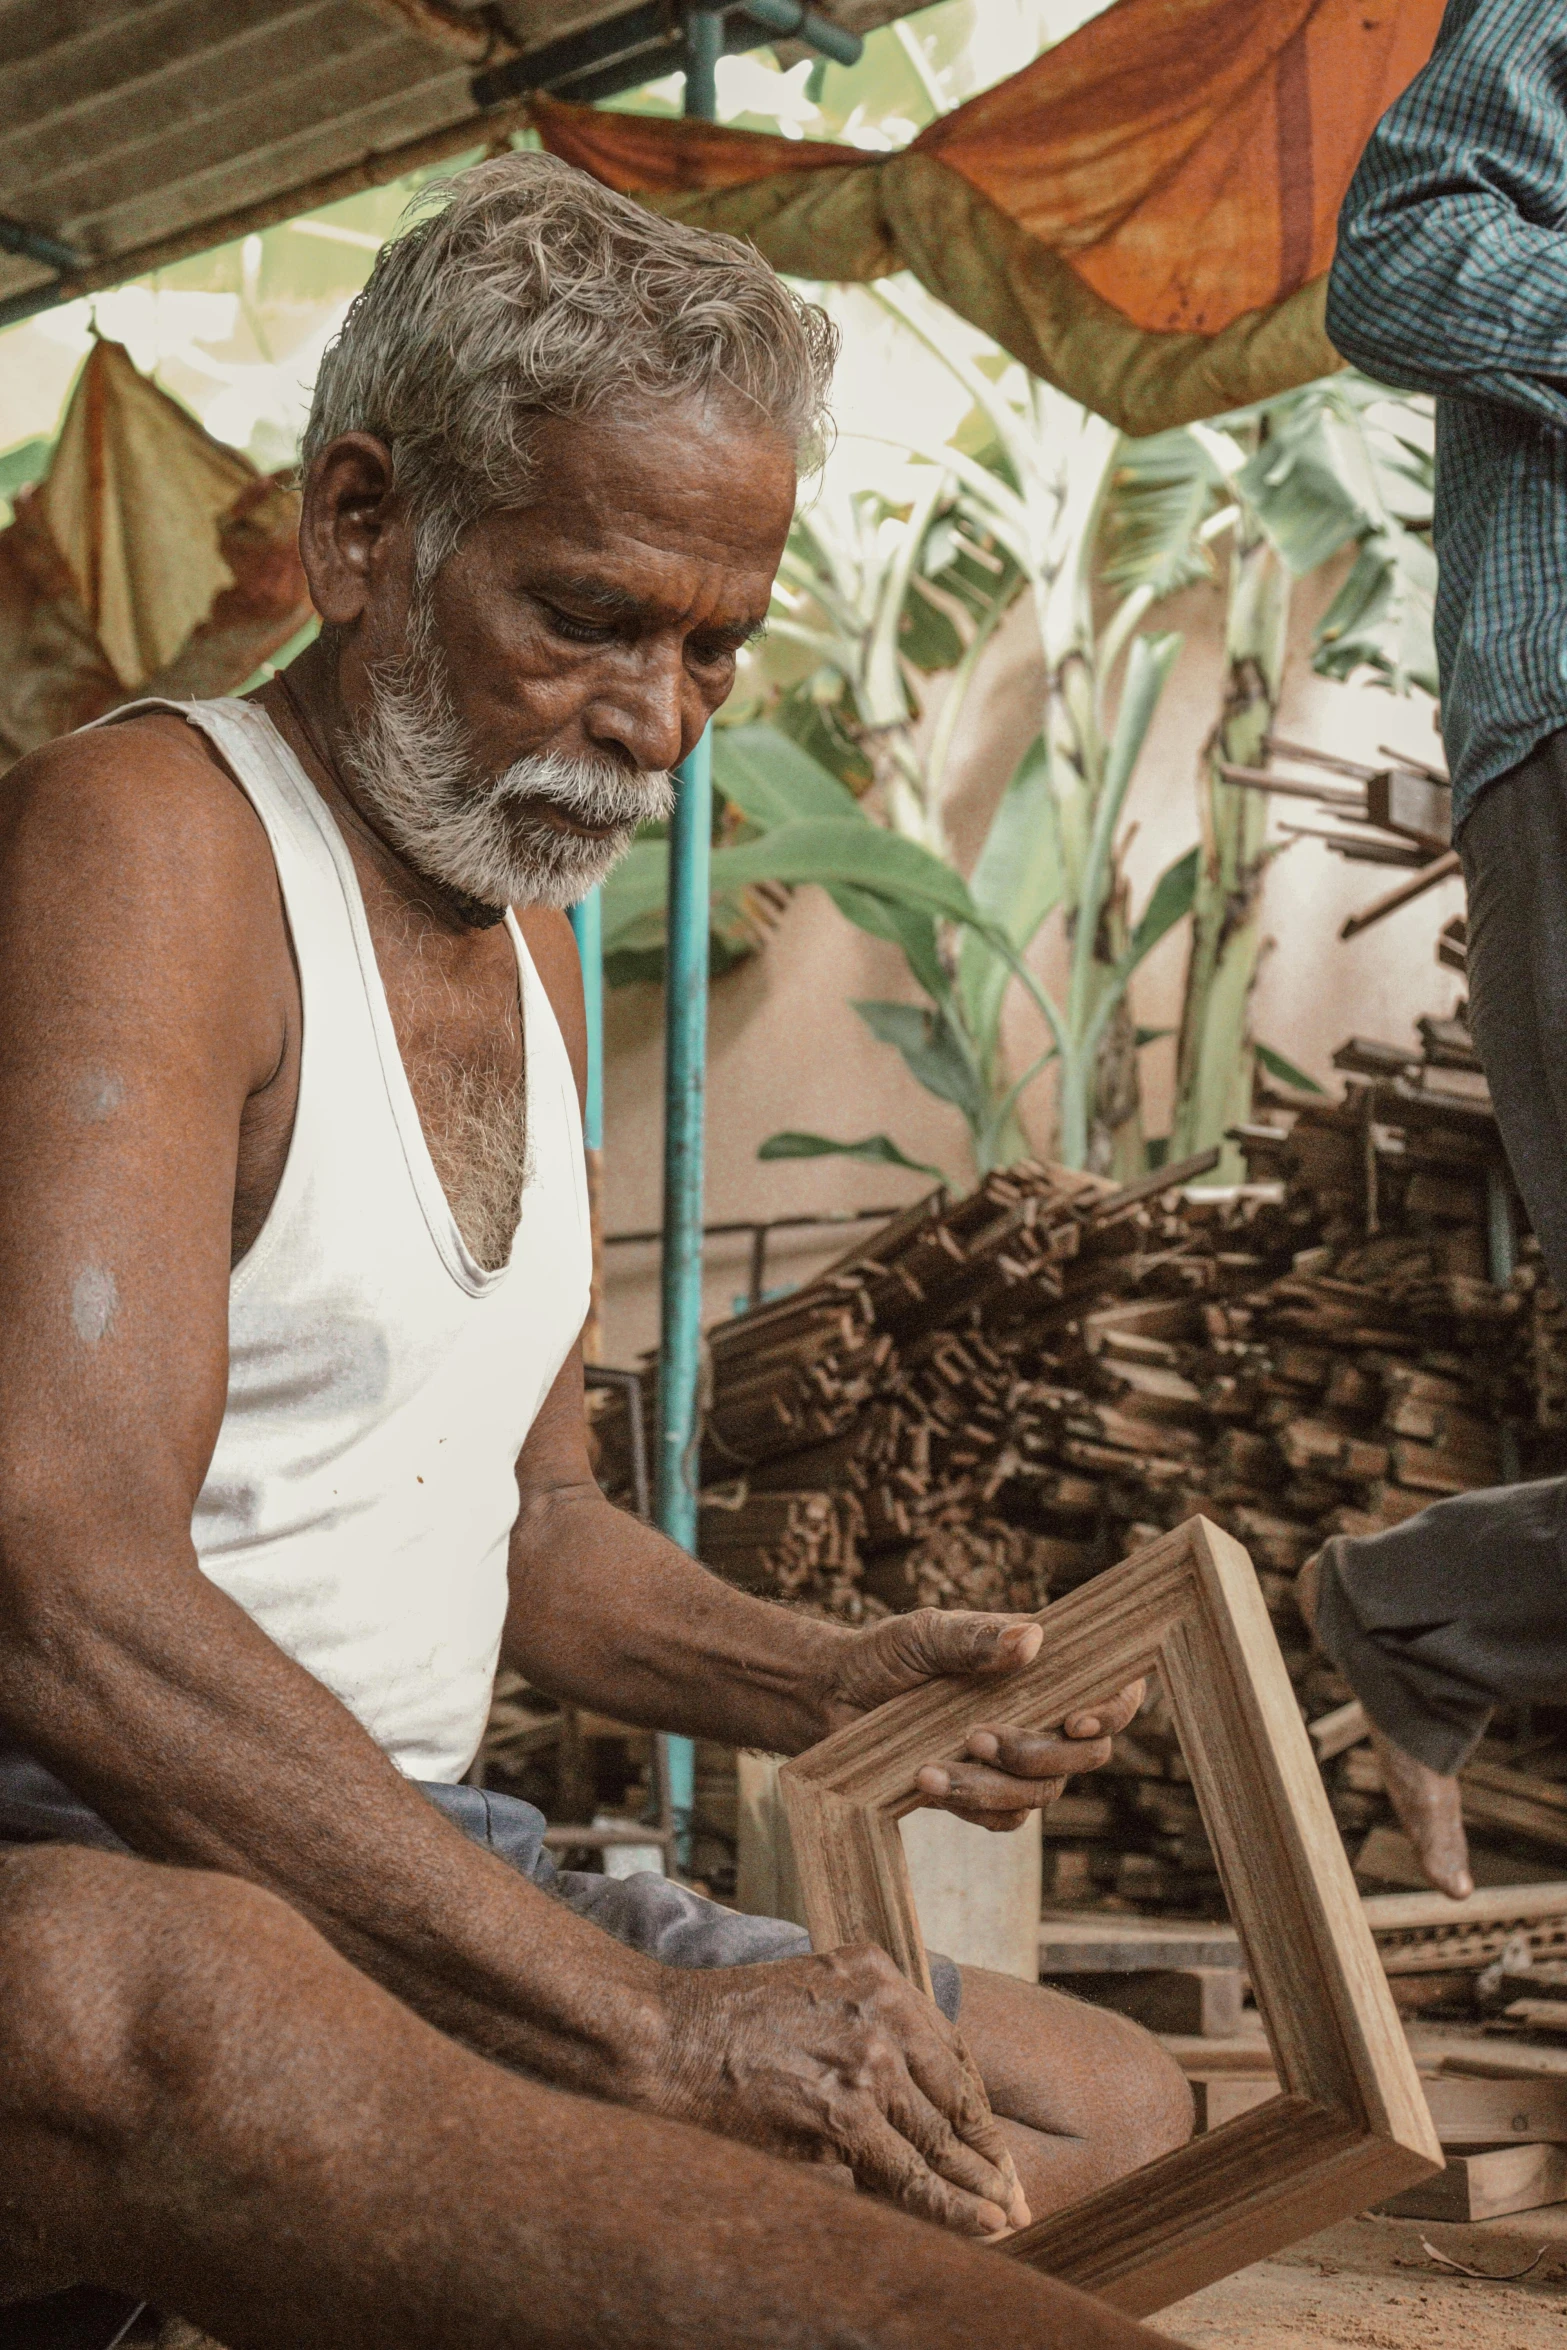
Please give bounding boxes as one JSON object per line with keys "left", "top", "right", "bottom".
{"left": 647, "top": 1945, "right": 1029, "bottom": 2237}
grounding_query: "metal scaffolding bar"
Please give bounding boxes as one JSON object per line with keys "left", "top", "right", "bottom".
{"left": 683, "top": 7, "right": 724, "bottom": 121}
{"left": 568, "top": 890, "right": 605, "bottom": 1153}
{"left": 655, "top": 726, "right": 712, "bottom": 1871}
{"left": 473, "top": 0, "right": 860, "bottom": 116}
{"left": 645, "top": 9, "right": 725, "bottom": 1880}
{"left": 650, "top": 3, "right": 859, "bottom": 1874}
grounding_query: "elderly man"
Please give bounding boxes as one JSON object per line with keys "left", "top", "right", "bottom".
{"left": 0, "top": 153, "right": 1189, "bottom": 2330}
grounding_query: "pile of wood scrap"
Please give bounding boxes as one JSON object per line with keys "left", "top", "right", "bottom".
{"left": 1216, "top": 734, "right": 1462, "bottom": 946}
{"left": 697, "top": 1482, "right": 863, "bottom": 1599}
{"left": 594, "top": 1152, "right": 1252, "bottom": 1627}
{"left": 1050, "top": 1889, "right": 1567, "bottom": 2219}
{"left": 591, "top": 1005, "right": 1567, "bottom": 1921}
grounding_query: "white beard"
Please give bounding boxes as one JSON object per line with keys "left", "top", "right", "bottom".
{"left": 338, "top": 606, "right": 673, "bottom": 910}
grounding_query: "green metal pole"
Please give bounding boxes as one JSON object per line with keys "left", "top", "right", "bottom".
{"left": 648, "top": 6, "right": 723, "bottom": 1881}
{"left": 656, "top": 732, "right": 711, "bottom": 1872}
{"left": 684, "top": 6, "right": 723, "bottom": 120}
{"left": 567, "top": 890, "right": 604, "bottom": 1153}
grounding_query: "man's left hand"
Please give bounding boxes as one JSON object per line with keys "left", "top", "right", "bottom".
{"left": 818, "top": 1611, "right": 1144, "bottom": 1831}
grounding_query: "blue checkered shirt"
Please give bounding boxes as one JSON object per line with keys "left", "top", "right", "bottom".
{"left": 1326, "top": 0, "right": 1567, "bottom": 830}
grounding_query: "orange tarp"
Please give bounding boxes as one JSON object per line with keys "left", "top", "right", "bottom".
{"left": 0, "top": 340, "right": 312, "bottom": 770}
{"left": 534, "top": 0, "right": 1443, "bottom": 432}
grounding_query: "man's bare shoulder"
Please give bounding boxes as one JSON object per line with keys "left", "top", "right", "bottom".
{"left": 2, "top": 712, "right": 277, "bottom": 902}
{"left": 0, "top": 715, "right": 292, "bottom": 1086}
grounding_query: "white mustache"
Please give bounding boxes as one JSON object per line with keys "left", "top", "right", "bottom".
{"left": 336, "top": 614, "right": 673, "bottom": 909}
{"left": 487, "top": 749, "right": 673, "bottom": 833}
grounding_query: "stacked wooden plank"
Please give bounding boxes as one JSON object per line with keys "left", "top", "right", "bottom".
{"left": 591, "top": 1007, "right": 1567, "bottom": 1918}
{"left": 697, "top": 1483, "right": 863, "bottom": 1602}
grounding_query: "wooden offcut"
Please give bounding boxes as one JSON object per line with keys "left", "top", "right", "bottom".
{"left": 1055, "top": 1966, "right": 1245, "bottom": 2038}
{"left": 1363, "top": 1882, "right": 1567, "bottom": 1976}
{"left": 1038, "top": 1914, "right": 1242, "bottom": 1973}
{"left": 1379, "top": 2142, "right": 1567, "bottom": 2222}
{"left": 591, "top": 1010, "right": 1556, "bottom": 1917}
{"left": 1195, "top": 2071, "right": 1567, "bottom": 2147}
{"left": 779, "top": 1517, "right": 1441, "bottom": 2316}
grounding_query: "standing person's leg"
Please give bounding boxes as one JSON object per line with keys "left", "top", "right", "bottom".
{"left": 0, "top": 1845, "right": 1178, "bottom": 2350}
{"left": 1302, "top": 1479, "right": 1567, "bottom": 1893}
{"left": 1463, "top": 731, "right": 1567, "bottom": 1284}
{"left": 1305, "top": 735, "right": 1567, "bottom": 1893}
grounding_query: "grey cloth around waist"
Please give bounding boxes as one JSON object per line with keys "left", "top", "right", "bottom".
{"left": 1313, "top": 1479, "right": 1567, "bottom": 1775}
{"left": 0, "top": 1754, "right": 961, "bottom": 2022}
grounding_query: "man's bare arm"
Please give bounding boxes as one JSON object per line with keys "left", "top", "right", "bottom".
{"left": 506, "top": 1361, "right": 1141, "bottom": 1825}
{"left": 0, "top": 735, "right": 1022, "bottom": 2236}
{"left": 0, "top": 725, "right": 692, "bottom": 2084}
{"left": 509, "top": 912, "right": 1145, "bottom": 1825}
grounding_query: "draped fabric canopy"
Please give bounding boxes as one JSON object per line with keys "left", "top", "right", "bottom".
{"left": 533, "top": 0, "right": 1444, "bottom": 436}
{"left": 0, "top": 341, "right": 312, "bottom": 771}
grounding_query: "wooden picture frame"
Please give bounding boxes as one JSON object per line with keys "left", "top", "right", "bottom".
{"left": 779, "top": 1516, "right": 1441, "bottom": 2316}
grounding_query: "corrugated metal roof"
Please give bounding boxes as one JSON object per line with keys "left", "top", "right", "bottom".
{"left": 0, "top": 0, "right": 920, "bottom": 324}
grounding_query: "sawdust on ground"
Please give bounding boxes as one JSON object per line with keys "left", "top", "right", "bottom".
{"left": 1164, "top": 2217, "right": 1567, "bottom": 2349}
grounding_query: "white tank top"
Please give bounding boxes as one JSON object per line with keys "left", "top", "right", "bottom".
{"left": 104, "top": 696, "right": 591, "bottom": 1783}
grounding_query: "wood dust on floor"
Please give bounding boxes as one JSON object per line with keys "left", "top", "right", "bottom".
{"left": 1163, "top": 2217, "right": 1567, "bottom": 2349}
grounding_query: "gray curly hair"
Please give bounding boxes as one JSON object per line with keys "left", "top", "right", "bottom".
{"left": 301, "top": 148, "right": 837, "bottom": 580}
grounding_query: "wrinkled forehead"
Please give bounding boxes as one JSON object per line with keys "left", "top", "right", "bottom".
{"left": 455, "top": 401, "right": 799, "bottom": 612}
{"left": 531, "top": 394, "right": 798, "bottom": 521}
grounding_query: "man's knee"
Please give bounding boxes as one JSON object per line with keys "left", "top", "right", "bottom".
{"left": 1031, "top": 1989, "right": 1193, "bottom": 2173}
{"left": 960, "top": 1966, "right": 1194, "bottom": 2178}
{"left": 0, "top": 1843, "right": 300, "bottom": 2152}
{"left": 1099, "top": 2011, "right": 1195, "bottom": 2167}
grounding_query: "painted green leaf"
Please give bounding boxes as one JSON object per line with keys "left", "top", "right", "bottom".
{"left": 599, "top": 812, "right": 977, "bottom": 1003}
{"left": 0, "top": 436, "right": 51, "bottom": 501}
{"left": 1103, "top": 631, "right": 1184, "bottom": 807}
{"left": 920, "top": 501, "right": 1026, "bottom": 627}
{"left": 1125, "top": 846, "right": 1200, "bottom": 973}
{"left": 898, "top": 571, "right": 966, "bottom": 672}
{"left": 712, "top": 722, "right": 864, "bottom": 830}
{"left": 599, "top": 837, "right": 671, "bottom": 947}
{"left": 757, "top": 1130, "right": 946, "bottom": 1181}
{"left": 1255, "top": 1040, "right": 1327, "bottom": 1095}
{"left": 1238, "top": 396, "right": 1375, "bottom": 577}
{"left": 1312, "top": 524, "right": 1437, "bottom": 698}
{"left": 968, "top": 734, "right": 1064, "bottom": 949}
{"left": 852, "top": 998, "right": 988, "bottom": 1126}
{"left": 708, "top": 819, "right": 987, "bottom": 932}
{"left": 771, "top": 693, "right": 874, "bottom": 794}
{"left": 826, "top": 884, "right": 949, "bottom": 1006}
{"left": 958, "top": 731, "right": 1064, "bottom": 1060}
{"left": 1100, "top": 428, "right": 1224, "bottom": 600}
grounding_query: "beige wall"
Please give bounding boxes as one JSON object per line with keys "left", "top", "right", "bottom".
{"left": 600, "top": 563, "right": 1460, "bottom": 1367}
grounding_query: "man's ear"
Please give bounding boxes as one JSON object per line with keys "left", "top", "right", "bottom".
{"left": 298, "top": 434, "right": 402, "bottom": 628}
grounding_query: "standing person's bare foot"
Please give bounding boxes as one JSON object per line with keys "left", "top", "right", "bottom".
{"left": 1297, "top": 1551, "right": 1474, "bottom": 1902}
{"left": 1366, "top": 1723, "right": 1474, "bottom": 1898}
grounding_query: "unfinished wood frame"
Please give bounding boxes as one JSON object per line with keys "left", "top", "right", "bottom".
{"left": 779, "top": 1517, "right": 1441, "bottom": 2316}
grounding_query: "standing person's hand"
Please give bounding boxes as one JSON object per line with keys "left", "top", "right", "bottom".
{"left": 816, "top": 1610, "right": 1145, "bottom": 1830}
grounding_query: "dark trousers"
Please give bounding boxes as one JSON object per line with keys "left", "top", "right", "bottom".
{"left": 1315, "top": 727, "right": 1567, "bottom": 1771}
